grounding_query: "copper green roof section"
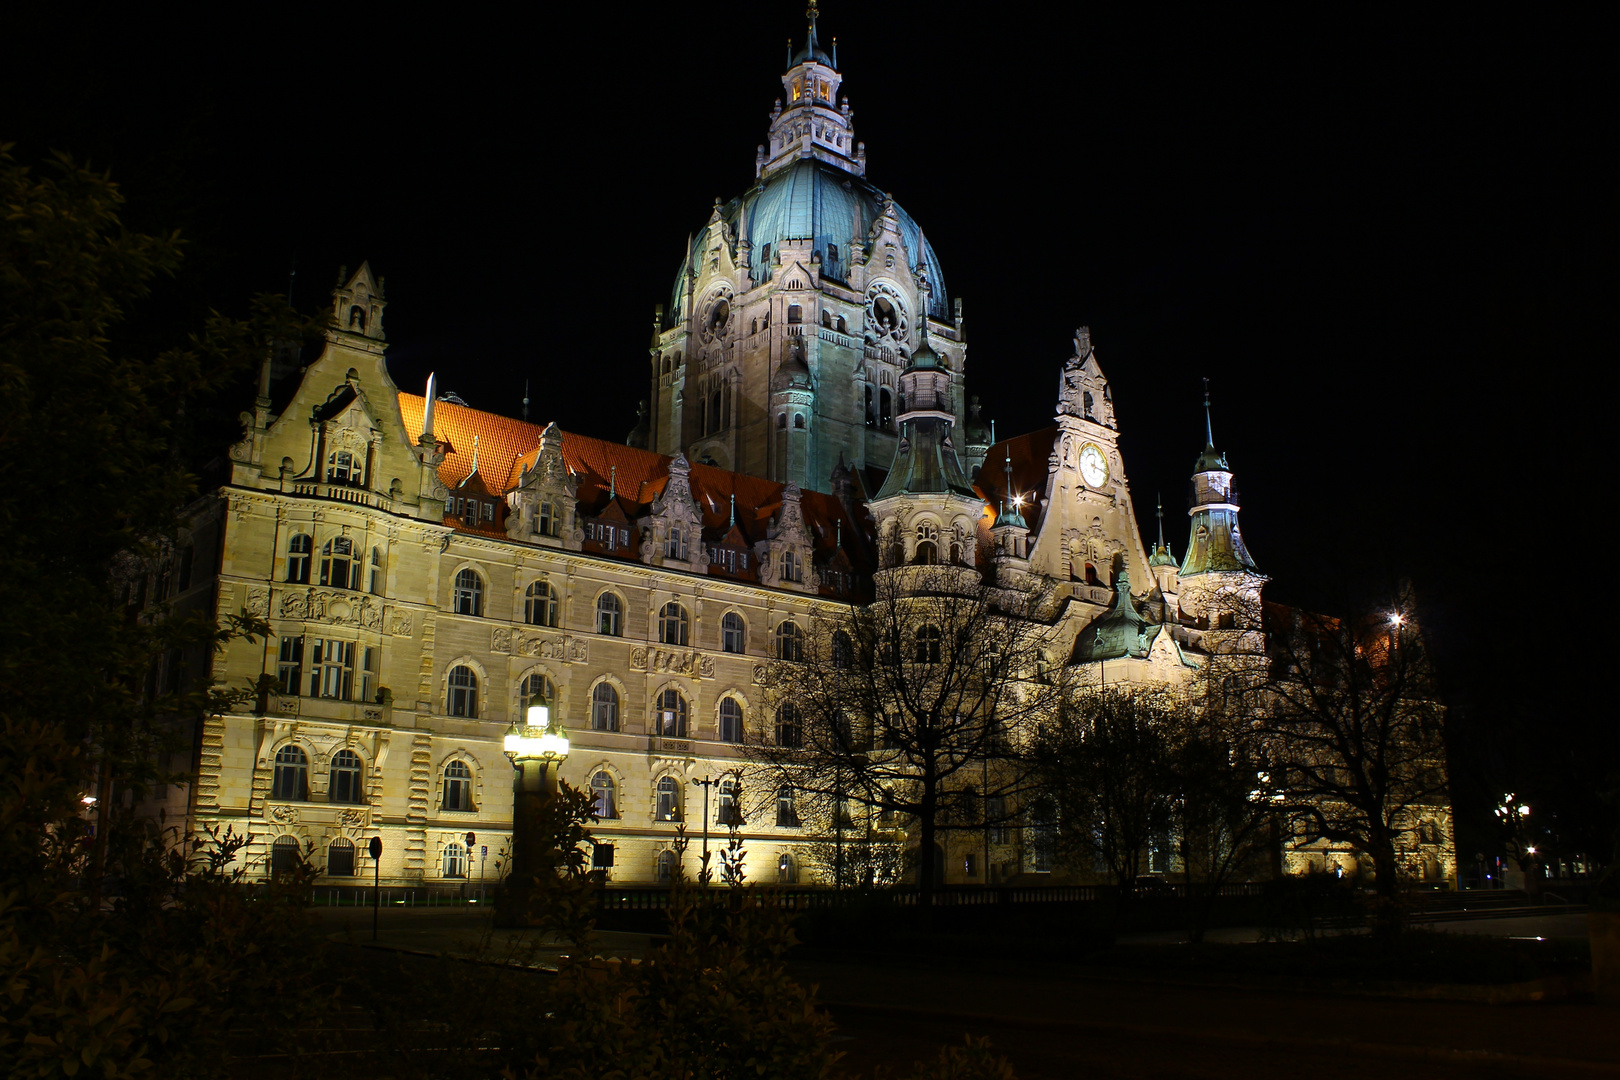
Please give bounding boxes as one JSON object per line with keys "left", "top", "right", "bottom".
{"left": 1072, "top": 572, "right": 1152, "bottom": 662}
{"left": 871, "top": 416, "right": 979, "bottom": 500}
{"left": 1180, "top": 506, "right": 1257, "bottom": 576}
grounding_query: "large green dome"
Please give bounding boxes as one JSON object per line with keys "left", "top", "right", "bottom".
{"left": 671, "top": 159, "right": 949, "bottom": 321}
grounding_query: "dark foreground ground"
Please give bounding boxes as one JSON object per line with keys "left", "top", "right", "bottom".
{"left": 306, "top": 906, "right": 1614, "bottom": 1079}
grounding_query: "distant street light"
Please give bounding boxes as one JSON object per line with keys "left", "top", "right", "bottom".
{"left": 503, "top": 692, "right": 570, "bottom": 918}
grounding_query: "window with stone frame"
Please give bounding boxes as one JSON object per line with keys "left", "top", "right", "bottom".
{"left": 369, "top": 546, "right": 384, "bottom": 594}
{"left": 286, "top": 534, "right": 312, "bottom": 584}
{"left": 719, "top": 697, "right": 744, "bottom": 744}
{"left": 718, "top": 776, "right": 743, "bottom": 825}
{"left": 525, "top": 580, "right": 558, "bottom": 627}
{"left": 520, "top": 673, "right": 556, "bottom": 712}
{"left": 775, "top": 621, "right": 804, "bottom": 662}
{"left": 310, "top": 638, "right": 356, "bottom": 700}
{"left": 656, "top": 689, "right": 688, "bottom": 737}
{"left": 536, "top": 500, "right": 560, "bottom": 538}
{"left": 721, "top": 612, "right": 746, "bottom": 653}
{"left": 327, "top": 837, "right": 356, "bottom": 877}
{"left": 442, "top": 760, "right": 474, "bottom": 811}
{"left": 596, "top": 593, "right": 623, "bottom": 636}
{"left": 658, "top": 601, "right": 689, "bottom": 646}
{"left": 591, "top": 682, "right": 620, "bottom": 732}
{"left": 656, "top": 776, "right": 682, "bottom": 822}
{"left": 447, "top": 665, "right": 479, "bottom": 718}
{"left": 329, "top": 749, "right": 365, "bottom": 805}
{"left": 320, "top": 537, "right": 362, "bottom": 589}
{"left": 776, "top": 786, "right": 799, "bottom": 828}
{"left": 443, "top": 842, "right": 467, "bottom": 878}
{"left": 775, "top": 702, "right": 801, "bottom": 748}
{"left": 665, "top": 524, "right": 689, "bottom": 561}
{"left": 276, "top": 635, "right": 303, "bottom": 695}
{"left": 655, "top": 848, "right": 678, "bottom": 882}
{"left": 272, "top": 745, "right": 308, "bottom": 801}
{"left": 591, "top": 771, "right": 618, "bottom": 819}
{"left": 453, "top": 569, "right": 484, "bottom": 616}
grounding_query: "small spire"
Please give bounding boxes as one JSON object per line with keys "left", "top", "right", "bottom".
{"left": 1156, "top": 493, "right": 1165, "bottom": 549}
{"left": 1202, "top": 377, "right": 1214, "bottom": 448}
{"left": 990, "top": 419, "right": 997, "bottom": 445}
{"left": 470, "top": 434, "right": 479, "bottom": 475}
{"left": 1004, "top": 450, "right": 1014, "bottom": 508}
{"left": 421, "top": 372, "right": 437, "bottom": 440}
{"left": 832, "top": 35, "right": 838, "bottom": 67}
{"left": 609, "top": 464, "right": 617, "bottom": 501}
{"left": 836, "top": 518, "right": 842, "bottom": 549}
{"left": 522, "top": 378, "right": 530, "bottom": 423}
{"left": 729, "top": 492, "right": 736, "bottom": 528}
{"left": 786, "top": 36, "right": 793, "bottom": 69}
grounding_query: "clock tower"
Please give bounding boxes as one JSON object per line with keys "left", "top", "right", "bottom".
{"left": 1178, "top": 384, "right": 1265, "bottom": 631}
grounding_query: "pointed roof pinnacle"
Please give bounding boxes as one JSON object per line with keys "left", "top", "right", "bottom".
{"left": 1203, "top": 377, "right": 1214, "bottom": 448}
{"left": 1193, "top": 378, "right": 1231, "bottom": 474}
{"left": 420, "top": 372, "right": 437, "bottom": 441}
{"left": 729, "top": 492, "right": 736, "bottom": 528}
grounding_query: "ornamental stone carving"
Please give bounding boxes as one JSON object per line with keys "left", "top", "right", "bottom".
{"left": 280, "top": 591, "right": 309, "bottom": 620}
{"left": 517, "top": 632, "right": 588, "bottom": 664}
{"left": 245, "top": 588, "right": 270, "bottom": 619}
{"left": 387, "top": 609, "right": 414, "bottom": 637}
{"left": 269, "top": 804, "right": 297, "bottom": 823}
{"left": 491, "top": 627, "right": 514, "bottom": 653}
{"left": 629, "top": 648, "right": 713, "bottom": 678}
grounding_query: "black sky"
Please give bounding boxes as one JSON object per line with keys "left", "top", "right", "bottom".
{"left": 3, "top": 5, "right": 1609, "bottom": 741}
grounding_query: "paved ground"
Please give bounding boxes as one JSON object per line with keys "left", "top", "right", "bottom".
{"left": 1118, "top": 911, "right": 1590, "bottom": 945}
{"left": 319, "top": 906, "right": 1614, "bottom": 1079}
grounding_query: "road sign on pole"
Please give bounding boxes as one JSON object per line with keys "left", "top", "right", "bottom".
{"left": 369, "top": 836, "right": 383, "bottom": 942}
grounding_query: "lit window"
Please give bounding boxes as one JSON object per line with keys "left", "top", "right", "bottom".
{"left": 596, "top": 593, "right": 623, "bottom": 636}
{"left": 286, "top": 534, "right": 312, "bottom": 584}
{"left": 453, "top": 569, "right": 484, "bottom": 616}
{"left": 657, "top": 689, "right": 688, "bottom": 737}
{"left": 591, "top": 772, "right": 618, "bottom": 819}
{"left": 330, "top": 749, "right": 365, "bottom": 805}
{"left": 777, "top": 852, "right": 797, "bottom": 883}
{"left": 658, "top": 601, "right": 689, "bottom": 646}
{"left": 447, "top": 665, "right": 479, "bottom": 718}
{"left": 272, "top": 745, "right": 308, "bottom": 801}
{"left": 656, "top": 776, "right": 682, "bottom": 822}
{"left": 443, "top": 760, "right": 474, "bottom": 811}
{"left": 656, "top": 849, "right": 678, "bottom": 882}
{"left": 311, "top": 638, "right": 355, "bottom": 699}
{"left": 525, "top": 580, "right": 558, "bottom": 627}
{"left": 591, "top": 682, "right": 620, "bottom": 732}
{"left": 721, "top": 612, "right": 745, "bottom": 653}
{"left": 719, "top": 697, "right": 743, "bottom": 743}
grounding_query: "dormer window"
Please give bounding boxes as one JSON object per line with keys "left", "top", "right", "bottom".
{"left": 327, "top": 449, "right": 358, "bottom": 485}
{"left": 665, "top": 525, "right": 688, "bottom": 561}
{"left": 536, "top": 500, "right": 559, "bottom": 538}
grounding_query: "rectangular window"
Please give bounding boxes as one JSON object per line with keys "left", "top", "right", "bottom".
{"left": 311, "top": 639, "right": 355, "bottom": 700}
{"left": 360, "top": 646, "right": 378, "bottom": 704}
{"left": 537, "top": 501, "right": 556, "bottom": 537}
{"left": 277, "top": 636, "right": 303, "bottom": 695}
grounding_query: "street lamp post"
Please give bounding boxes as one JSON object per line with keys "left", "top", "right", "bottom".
{"left": 501, "top": 693, "right": 570, "bottom": 921}
{"left": 691, "top": 776, "right": 717, "bottom": 876}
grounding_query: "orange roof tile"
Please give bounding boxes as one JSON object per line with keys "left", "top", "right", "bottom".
{"left": 395, "top": 392, "right": 875, "bottom": 578}
{"left": 974, "top": 425, "right": 1058, "bottom": 532}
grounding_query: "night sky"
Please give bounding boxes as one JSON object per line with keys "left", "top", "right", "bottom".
{"left": 5, "top": 6, "right": 1607, "bottom": 814}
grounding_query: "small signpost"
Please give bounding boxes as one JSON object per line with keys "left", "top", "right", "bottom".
{"left": 464, "top": 832, "right": 476, "bottom": 902}
{"left": 369, "top": 835, "right": 383, "bottom": 941}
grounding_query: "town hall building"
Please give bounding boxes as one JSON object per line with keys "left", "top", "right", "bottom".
{"left": 165, "top": 10, "right": 1456, "bottom": 889}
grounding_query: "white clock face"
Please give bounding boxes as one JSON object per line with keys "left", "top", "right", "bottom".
{"left": 1079, "top": 443, "right": 1108, "bottom": 487}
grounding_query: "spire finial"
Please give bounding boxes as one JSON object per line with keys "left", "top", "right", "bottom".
{"left": 609, "top": 464, "right": 616, "bottom": 501}
{"left": 786, "top": 36, "right": 793, "bottom": 69}
{"left": 470, "top": 434, "right": 479, "bottom": 474}
{"left": 1004, "top": 450, "right": 1014, "bottom": 508}
{"left": 522, "top": 378, "right": 530, "bottom": 423}
{"left": 836, "top": 517, "right": 842, "bottom": 548}
{"left": 1156, "top": 493, "right": 1165, "bottom": 548}
{"left": 1202, "top": 377, "right": 1214, "bottom": 448}
{"left": 729, "top": 492, "right": 736, "bottom": 528}
{"left": 421, "top": 372, "right": 437, "bottom": 441}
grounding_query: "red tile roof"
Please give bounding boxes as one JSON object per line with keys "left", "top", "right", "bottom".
{"left": 396, "top": 393, "right": 875, "bottom": 582}
{"left": 974, "top": 425, "right": 1058, "bottom": 532}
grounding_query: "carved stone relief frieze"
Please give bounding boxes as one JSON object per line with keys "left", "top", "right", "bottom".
{"left": 516, "top": 631, "right": 587, "bottom": 664}
{"left": 491, "top": 627, "right": 514, "bottom": 653}
{"left": 629, "top": 648, "right": 715, "bottom": 678}
{"left": 387, "top": 608, "right": 414, "bottom": 637}
{"left": 245, "top": 588, "right": 270, "bottom": 619}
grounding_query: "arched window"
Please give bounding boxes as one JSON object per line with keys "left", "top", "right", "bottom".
{"left": 524, "top": 580, "right": 558, "bottom": 627}
{"left": 775, "top": 621, "right": 804, "bottom": 662}
{"left": 776, "top": 786, "right": 799, "bottom": 827}
{"left": 794, "top": 413, "right": 806, "bottom": 430}
{"left": 453, "top": 569, "right": 484, "bottom": 616}
{"left": 369, "top": 547, "right": 384, "bottom": 594}
{"left": 272, "top": 745, "right": 308, "bottom": 801}
{"left": 719, "top": 697, "right": 744, "bottom": 743}
{"left": 447, "top": 665, "right": 479, "bottom": 718}
{"left": 777, "top": 412, "right": 788, "bottom": 430}
{"left": 665, "top": 525, "right": 688, "bottom": 561}
{"left": 520, "top": 673, "right": 555, "bottom": 710}
{"left": 655, "top": 848, "right": 678, "bottom": 882}
{"left": 327, "top": 836, "right": 356, "bottom": 877}
{"left": 320, "top": 537, "right": 361, "bottom": 589}
{"left": 718, "top": 777, "right": 742, "bottom": 825}
{"left": 721, "top": 612, "right": 746, "bottom": 653}
{"left": 596, "top": 593, "right": 623, "bottom": 636}
{"left": 787, "top": 304, "right": 802, "bottom": 324}
{"left": 775, "top": 702, "right": 801, "bottom": 748}
{"left": 591, "top": 682, "right": 620, "bottom": 732}
{"left": 286, "top": 534, "right": 312, "bottom": 584}
{"left": 656, "top": 689, "right": 688, "bottom": 737}
{"left": 658, "top": 601, "right": 689, "bottom": 646}
{"left": 914, "top": 522, "right": 939, "bottom": 566}
{"left": 591, "top": 772, "right": 618, "bottom": 819}
{"left": 777, "top": 852, "right": 797, "bottom": 883}
{"left": 915, "top": 626, "right": 943, "bottom": 664}
{"left": 656, "top": 776, "right": 682, "bottom": 821}
{"left": 880, "top": 389, "right": 893, "bottom": 429}
{"left": 442, "top": 760, "right": 474, "bottom": 811}
{"left": 270, "top": 835, "right": 301, "bottom": 877}
{"left": 832, "top": 631, "right": 854, "bottom": 670}
{"left": 444, "top": 842, "right": 467, "bottom": 878}
{"left": 327, "top": 449, "right": 360, "bottom": 485}
{"left": 837, "top": 315, "right": 848, "bottom": 333}
{"left": 330, "top": 749, "right": 365, "bottom": 804}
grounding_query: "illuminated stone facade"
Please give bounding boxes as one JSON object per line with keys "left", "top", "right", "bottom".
{"left": 171, "top": 15, "right": 1454, "bottom": 890}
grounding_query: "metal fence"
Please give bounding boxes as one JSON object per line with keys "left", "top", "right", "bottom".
{"left": 308, "top": 885, "right": 492, "bottom": 907}
{"left": 594, "top": 881, "right": 1271, "bottom": 911}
